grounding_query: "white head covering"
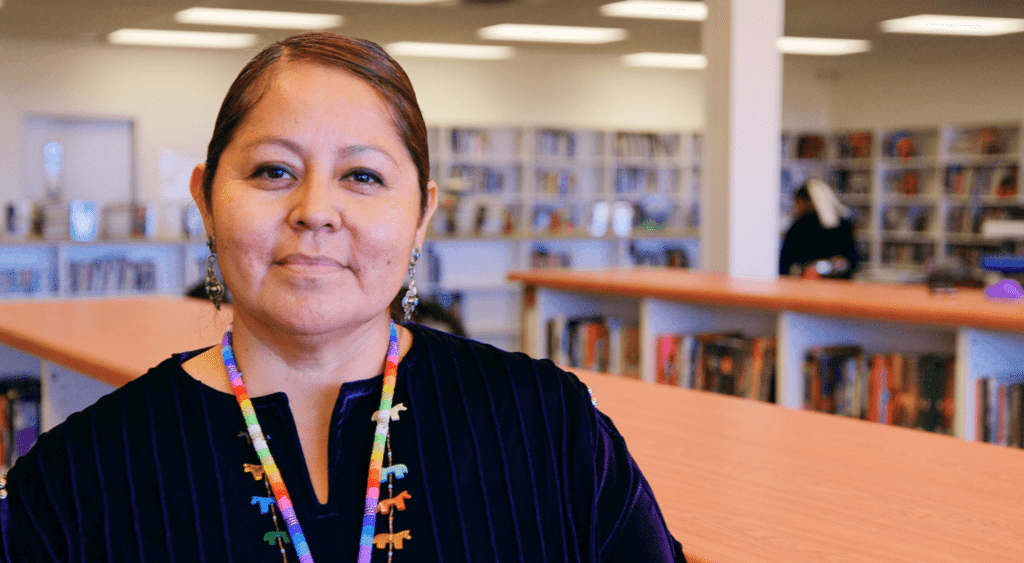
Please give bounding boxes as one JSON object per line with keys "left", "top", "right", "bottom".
{"left": 806, "top": 178, "right": 851, "bottom": 229}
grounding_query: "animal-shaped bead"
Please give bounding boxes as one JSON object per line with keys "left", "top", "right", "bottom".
{"left": 371, "top": 403, "right": 408, "bottom": 422}
{"left": 380, "top": 464, "right": 409, "bottom": 482}
{"left": 243, "top": 463, "right": 265, "bottom": 481}
{"left": 373, "top": 530, "right": 411, "bottom": 550}
{"left": 377, "top": 490, "right": 411, "bottom": 514}
{"left": 263, "top": 531, "right": 290, "bottom": 545}
{"left": 251, "top": 496, "right": 275, "bottom": 514}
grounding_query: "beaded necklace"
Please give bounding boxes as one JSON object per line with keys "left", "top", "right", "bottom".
{"left": 222, "top": 321, "right": 401, "bottom": 563}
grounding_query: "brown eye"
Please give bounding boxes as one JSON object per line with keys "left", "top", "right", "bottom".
{"left": 344, "top": 169, "right": 384, "bottom": 186}
{"left": 253, "top": 164, "right": 295, "bottom": 181}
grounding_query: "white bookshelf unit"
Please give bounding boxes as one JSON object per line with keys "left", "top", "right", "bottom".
{"left": 510, "top": 268, "right": 1024, "bottom": 443}
{"left": 782, "top": 122, "right": 1023, "bottom": 283}
{"left": 0, "top": 239, "right": 208, "bottom": 300}
{"left": 423, "top": 125, "right": 701, "bottom": 352}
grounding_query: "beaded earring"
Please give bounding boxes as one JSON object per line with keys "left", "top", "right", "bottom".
{"left": 401, "top": 247, "right": 421, "bottom": 322}
{"left": 205, "top": 234, "right": 226, "bottom": 310}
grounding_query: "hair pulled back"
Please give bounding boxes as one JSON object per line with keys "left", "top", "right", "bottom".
{"left": 201, "top": 32, "right": 430, "bottom": 218}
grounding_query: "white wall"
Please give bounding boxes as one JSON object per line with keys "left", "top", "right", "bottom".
{"left": 0, "top": 37, "right": 835, "bottom": 237}
{"left": 829, "top": 50, "right": 1024, "bottom": 128}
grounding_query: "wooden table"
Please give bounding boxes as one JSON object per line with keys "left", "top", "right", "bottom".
{"left": 575, "top": 368, "right": 1024, "bottom": 563}
{"left": 2, "top": 298, "right": 1022, "bottom": 562}
{"left": 509, "top": 268, "right": 1024, "bottom": 332}
{"left": 0, "top": 296, "right": 230, "bottom": 387}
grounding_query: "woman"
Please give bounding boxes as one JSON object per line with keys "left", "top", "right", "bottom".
{"left": 779, "top": 179, "right": 859, "bottom": 279}
{"left": 1, "top": 33, "right": 684, "bottom": 562}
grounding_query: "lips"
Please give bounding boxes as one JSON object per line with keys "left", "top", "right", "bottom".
{"left": 275, "top": 253, "right": 345, "bottom": 271}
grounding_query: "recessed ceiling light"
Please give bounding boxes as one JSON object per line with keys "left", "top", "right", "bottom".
{"left": 600, "top": 1, "right": 707, "bottom": 21}
{"left": 777, "top": 37, "right": 871, "bottom": 56}
{"left": 621, "top": 52, "right": 706, "bottom": 69}
{"left": 108, "top": 29, "right": 259, "bottom": 49}
{"left": 175, "top": 8, "right": 343, "bottom": 30}
{"left": 317, "top": 0, "right": 447, "bottom": 4}
{"left": 478, "top": 24, "right": 627, "bottom": 44}
{"left": 880, "top": 14, "right": 1024, "bottom": 36}
{"left": 387, "top": 42, "right": 515, "bottom": 60}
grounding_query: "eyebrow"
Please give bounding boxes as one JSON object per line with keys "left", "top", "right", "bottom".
{"left": 243, "top": 137, "right": 398, "bottom": 167}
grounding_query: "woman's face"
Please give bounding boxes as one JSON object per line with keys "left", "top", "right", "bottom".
{"left": 192, "top": 60, "right": 437, "bottom": 337}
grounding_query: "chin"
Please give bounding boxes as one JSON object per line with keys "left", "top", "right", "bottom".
{"left": 269, "top": 295, "right": 385, "bottom": 336}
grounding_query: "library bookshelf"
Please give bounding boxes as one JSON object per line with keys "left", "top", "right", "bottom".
{"left": 509, "top": 267, "right": 1024, "bottom": 443}
{"left": 423, "top": 125, "right": 700, "bottom": 351}
{"left": 0, "top": 239, "right": 207, "bottom": 300}
{"left": 782, "top": 123, "right": 1023, "bottom": 283}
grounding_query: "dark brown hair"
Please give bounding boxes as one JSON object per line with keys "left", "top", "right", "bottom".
{"left": 201, "top": 32, "right": 430, "bottom": 218}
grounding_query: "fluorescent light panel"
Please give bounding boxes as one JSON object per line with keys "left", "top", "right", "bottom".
{"left": 880, "top": 14, "right": 1024, "bottom": 36}
{"left": 175, "top": 8, "right": 343, "bottom": 30}
{"left": 621, "top": 52, "right": 706, "bottom": 69}
{"left": 777, "top": 36, "right": 870, "bottom": 56}
{"left": 318, "top": 0, "right": 446, "bottom": 4}
{"left": 387, "top": 42, "right": 514, "bottom": 60}
{"left": 478, "top": 24, "right": 627, "bottom": 44}
{"left": 600, "top": 1, "right": 707, "bottom": 21}
{"left": 108, "top": 29, "right": 259, "bottom": 49}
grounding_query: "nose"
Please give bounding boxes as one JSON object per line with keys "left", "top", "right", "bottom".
{"left": 288, "top": 174, "right": 340, "bottom": 233}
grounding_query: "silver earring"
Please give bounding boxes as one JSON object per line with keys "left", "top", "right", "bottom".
{"left": 205, "top": 235, "right": 226, "bottom": 310}
{"left": 401, "top": 247, "right": 421, "bottom": 322}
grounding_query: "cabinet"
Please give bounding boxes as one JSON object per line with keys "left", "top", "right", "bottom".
{"left": 423, "top": 126, "right": 701, "bottom": 352}
{"left": 510, "top": 267, "right": 1024, "bottom": 443}
{"left": 782, "top": 123, "right": 1023, "bottom": 282}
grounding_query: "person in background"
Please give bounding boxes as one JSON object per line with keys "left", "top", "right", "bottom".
{"left": 1, "top": 32, "right": 684, "bottom": 562}
{"left": 779, "top": 179, "right": 859, "bottom": 279}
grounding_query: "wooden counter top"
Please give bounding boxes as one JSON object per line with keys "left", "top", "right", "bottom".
{"left": 1, "top": 298, "right": 1020, "bottom": 561}
{"left": 509, "top": 268, "right": 1024, "bottom": 333}
{"left": 0, "top": 297, "right": 230, "bottom": 387}
{"left": 575, "top": 368, "right": 1024, "bottom": 563}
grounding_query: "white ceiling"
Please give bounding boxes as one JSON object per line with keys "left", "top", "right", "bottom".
{"left": 1, "top": 0, "right": 1022, "bottom": 67}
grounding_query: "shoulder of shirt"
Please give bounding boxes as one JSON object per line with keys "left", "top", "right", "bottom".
{"left": 5, "top": 354, "right": 192, "bottom": 482}
{"left": 404, "top": 322, "right": 597, "bottom": 411}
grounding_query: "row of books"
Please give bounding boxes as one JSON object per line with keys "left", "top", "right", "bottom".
{"left": 832, "top": 169, "right": 871, "bottom": 194}
{"left": 0, "top": 378, "right": 41, "bottom": 473}
{"left": 615, "top": 132, "right": 681, "bottom": 159}
{"left": 882, "top": 205, "right": 931, "bottom": 233}
{"left": 883, "top": 130, "right": 932, "bottom": 159}
{"left": 0, "top": 268, "right": 43, "bottom": 295}
{"left": 656, "top": 332, "right": 777, "bottom": 402}
{"left": 804, "top": 347, "right": 955, "bottom": 434}
{"left": 449, "top": 128, "right": 492, "bottom": 156}
{"left": 976, "top": 374, "right": 1024, "bottom": 448}
{"left": 614, "top": 167, "right": 670, "bottom": 194}
{"left": 883, "top": 170, "right": 924, "bottom": 196}
{"left": 785, "top": 132, "right": 873, "bottom": 160}
{"left": 947, "top": 205, "right": 1024, "bottom": 235}
{"left": 881, "top": 242, "right": 934, "bottom": 265}
{"left": 948, "top": 126, "right": 1018, "bottom": 156}
{"left": 537, "top": 170, "right": 580, "bottom": 197}
{"left": 448, "top": 165, "right": 510, "bottom": 194}
{"left": 67, "top": 257, "right": 158, "bottom": 294}
{"left": 546, "top": 316, "right": 640, "bottom": 377}
{"left": 945, "top": 165, "right": 1019, "bottom": 198}
{"left": 536, "top": 129, "right": 585, "bottom": 158}
{"left": 835, "top": 132, "right": 873, "bottom": 159}
{"left": 629, "top": 243, "right": 690, "bottom": 268}
{"left": 529, "top": 246, "right": 572, "bottom": 269}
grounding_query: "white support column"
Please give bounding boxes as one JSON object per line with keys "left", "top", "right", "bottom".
{"left": 701, "top": 0, "right": 785, "bottom": 279}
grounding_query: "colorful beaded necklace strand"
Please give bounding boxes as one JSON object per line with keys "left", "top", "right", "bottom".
{"left": 222, "top": 321, "right": 401, "bottom": 563}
